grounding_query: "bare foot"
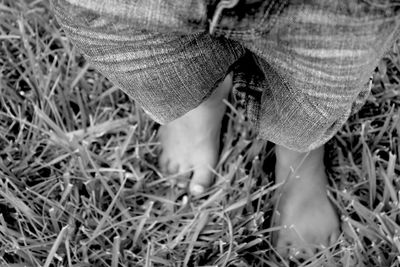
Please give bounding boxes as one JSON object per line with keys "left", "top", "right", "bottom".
{"left": 158, "top": 74, "right": 232, "bottom": 195}
{"left": 274, "top": 145, "right": 340, "bottom": 258}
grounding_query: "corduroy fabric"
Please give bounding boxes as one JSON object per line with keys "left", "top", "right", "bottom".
{"left": 51, "top": 0, "right": 400, "bottom": 152}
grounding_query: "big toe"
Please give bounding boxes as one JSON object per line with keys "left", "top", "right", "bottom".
{"left": 325, "top": 227, "right": 340, "bottom": 248}
{"left": 189, "top": 166, "right": 214, "bottom": 195}
{"left": 159, "top": 152, "right": 170, "bottom": 173}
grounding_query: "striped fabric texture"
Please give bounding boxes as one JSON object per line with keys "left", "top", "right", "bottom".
{"left": 51, "top": 0, "right": 400, "bottom": 151}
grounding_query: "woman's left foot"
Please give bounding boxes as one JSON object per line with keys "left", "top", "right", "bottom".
{"left": 274, "top": 145, "right": 340, "bottom": 258}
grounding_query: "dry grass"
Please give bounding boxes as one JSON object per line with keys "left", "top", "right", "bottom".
{"left": 0, "top": 0, "right": 400, "bottom": 266}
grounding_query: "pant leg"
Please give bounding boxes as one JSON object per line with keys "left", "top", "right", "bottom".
{"left": 226, "top": 0, "right": 400, "bottom": 152}
{"left": 51, "top": 0, "right": 246, "bottom": 124}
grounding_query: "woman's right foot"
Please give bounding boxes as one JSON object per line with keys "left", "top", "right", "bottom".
{"left": 274, "top": 145, "right": 340, "bottom": 258}
{"left": 158, "top": 74, "right": 232, "bottom": 195}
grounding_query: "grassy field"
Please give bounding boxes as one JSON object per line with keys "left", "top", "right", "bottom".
{"left": 1, "top": 0, "right": 400, "bottom": 266}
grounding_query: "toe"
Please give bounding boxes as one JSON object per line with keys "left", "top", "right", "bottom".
{"left": 159, "top": 155, "right": 169, "bottom": 174}
{"left": 165, "top": 161, "right": 192, "bottom": 188}
{"left": 288, "top": 245, "right": 316, "bottom": 261}
{"left": 175, "top": 163, "right": 192, "bottom": 187}
{"left": 276, "top": 240, "right": 291, "bottom": 257}
{"left": 189, "top": 166, "right": 213, "bottom": 195}
{"left": 177, "top": 180, "right": 187, "bottom": 188}
{"left": 293, "top": 248, "right": 308, "bottom": 260}
{"left": 328, "top": 230, "right": 340, "bottom": 246}
{"left": 167, "top": 161, "right": 180, "bottom": 175}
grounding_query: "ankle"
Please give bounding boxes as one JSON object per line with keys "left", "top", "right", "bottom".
{"left": 203, "top": 74, "right": 232, "bottom": 107}
{"left": 275, "top": 145, "right": 324, "bottom": 168}
{"left": 275, "top": 145, "right": 327, "bottom": 187}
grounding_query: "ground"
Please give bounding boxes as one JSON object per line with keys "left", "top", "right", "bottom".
{"left": 0, "top": 0, "right": 400, "bottom": 266}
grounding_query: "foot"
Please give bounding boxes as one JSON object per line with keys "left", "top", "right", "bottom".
{"left": 158, "top": 74, "right": 232, "bottom": 195}
{"left": 273, "top": 145, "right": 340, "bottom": 258}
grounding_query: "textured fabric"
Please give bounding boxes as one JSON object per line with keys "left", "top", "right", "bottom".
{"left": 226, "top": 1, "right": 400, "bottom": 150}
{"left": 51, "top": 0, "right": 400, "bottom": 152}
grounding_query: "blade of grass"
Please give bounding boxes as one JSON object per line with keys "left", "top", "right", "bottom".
{"left": 85, "top": 176, "right": 128, "bottom": 244}
{"left": 133, "top": 201, "right": 154, "bottom": 246}
{"left": 111, "top": 235, "right": 121, "bottom": 267}
{"left": 183, "top": 211, "right": 209, "bottom": 267}
{"left": 43, "top": 225, "right": 69, "bottom": 267}
{"left": 224, "top": 183, "right": 281, "bottom": 213}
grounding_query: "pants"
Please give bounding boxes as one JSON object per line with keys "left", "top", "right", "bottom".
{"left": 51, "top": 0, "right": 400, "bottom": 152}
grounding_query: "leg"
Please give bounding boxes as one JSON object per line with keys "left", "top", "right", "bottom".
{"left": 51, "top": 0, "right": 246, "bottom": 195}
{"left": 274, "top": 144, "right": 340, "bottom": 257}
{"left": 226, "top": 1, "right": 400, "bottom": 258}
{"left": 229, "top": 53, "right": 343, "bottom": 257}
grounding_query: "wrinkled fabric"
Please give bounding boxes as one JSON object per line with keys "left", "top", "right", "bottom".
{"left": 51, "top": 0, "right": 400, "bottom": 152}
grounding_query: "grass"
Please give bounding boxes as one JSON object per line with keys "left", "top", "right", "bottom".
{"left": 0, "top": 0, "right": 400, "bottom": 266}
